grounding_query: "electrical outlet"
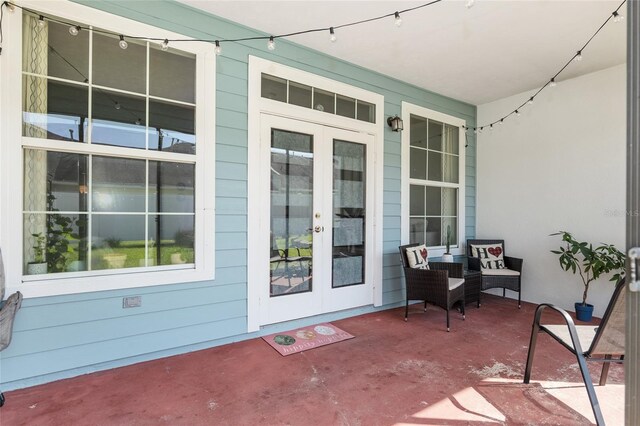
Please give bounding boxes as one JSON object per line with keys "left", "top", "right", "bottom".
{"left": 123, "top": 296, "right": 142, "bottom": 308}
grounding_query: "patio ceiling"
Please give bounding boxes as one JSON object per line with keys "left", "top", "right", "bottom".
{"left": 178, "top": 0, "right": 627, "bottom": 105}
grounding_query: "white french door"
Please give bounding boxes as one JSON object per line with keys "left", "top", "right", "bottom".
{"left": 258, "top": 114, "right": 374, "bottom": 325}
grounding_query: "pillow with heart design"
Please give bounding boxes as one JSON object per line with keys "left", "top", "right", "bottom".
{"left": 405, "top": 245, "right": 430, "bottom": 270}
{"left": 470, "top": 243, "right": 505, "bottom": 269}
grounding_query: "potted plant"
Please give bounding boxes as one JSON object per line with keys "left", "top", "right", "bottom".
{"left": 442, "top": 225, "right": 454, "bottom": 263}
{"left": 550, "top": 231, "right": 625, "bottom": 321}
{"left": 27, "top": 232, "right": 48, "bottom": 275}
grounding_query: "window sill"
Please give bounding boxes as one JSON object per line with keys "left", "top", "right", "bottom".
{"left": 10, "top": 265, "right": 214, "bottom": 298}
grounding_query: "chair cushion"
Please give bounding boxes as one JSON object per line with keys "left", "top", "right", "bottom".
{"left": 405, "top": 245, "right": 430, "bottom": 269}
{"left": 481, "top": 268, "right": 520, "bottom": 276}
{"left": 470, "top": 243, "right": 505, "bottom": 270}
{"left": 448, "top": 278, "right": 464, "bottom": 290}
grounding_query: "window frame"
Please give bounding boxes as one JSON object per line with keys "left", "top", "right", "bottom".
{"left": 400, "top": 102, "right": 466, "bottom": 256}
{"left": 0, "top": 0, "right": 216, "bottom": 298}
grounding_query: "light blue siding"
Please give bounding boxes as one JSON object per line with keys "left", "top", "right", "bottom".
{"left": 0, "top": 0, "right": 476, "bottom": 390}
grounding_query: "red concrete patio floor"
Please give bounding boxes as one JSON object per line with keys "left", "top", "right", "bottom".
{"left": 1, "top": 294, "right": 624, "bottom": 425}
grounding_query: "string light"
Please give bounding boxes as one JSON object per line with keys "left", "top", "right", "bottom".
{"left": 515, "top": 109, "right": 521, "bottom": 116}
{"left": 6, "top": 1, "right": 15, "bottom": 12}
{"left": 329, "top": 27, "right": 337, "bottom": 42}
{"left": 267, "top": 36, "right": 275, "bottom": 51}
{"left": 550, "top": 78, "right": 557, "bottom": 87}
{"left": 114, "top": 102, "right": 121, "bottom": 110}
{"left": 118, "top": 35, "right": 128, "bottom": 50}
{"left": 69, "top": 25, "right": 80, "bottom": 36}
{"left": 466, "top": 0, "right": 476, "bottom": 9}
{"left": 161, "top": 39, "right": 169, "bottom": 51}
{"left": 527, "top": 97, "right": 534, "bottom": 105}
{"left": 135, "top": 118, "right": 142, "bottom": 125}
{"left": 394, "top": 12, "right": 402, "bottom": 27}
{"left": 214, "top": 40, "right": 222, "bottom": 55}
{"left": 574, "top": 50, "right": 583, "bottom": 62}
{"left": 38, "top": 15, "right": 45, "bottom": 28}
{"left": 612, "top": 11, "right": 624, "bottom": 23}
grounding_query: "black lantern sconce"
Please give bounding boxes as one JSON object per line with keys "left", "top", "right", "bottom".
{"left": 387, "top": 115, "right": 404, "bottom": 132}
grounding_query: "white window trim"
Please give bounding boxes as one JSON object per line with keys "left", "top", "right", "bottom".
{"left": 246, "top": 56, "right": 384, "bottom": 332}
{"left": 0, "top": 0, "right": 216, "bottom": 298}
{"left": 400, "top": 101, "right": 466, "bottom": 257}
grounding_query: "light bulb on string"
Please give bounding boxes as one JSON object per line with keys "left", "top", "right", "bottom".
{"left": 214, "top": 40, "right": 222, "bottom": 55}
{"left": 69, "top": 25, "right": 80, "bottom": 36}
{"left": 466, "top": 0, "right": 475, "bottom": 9}
{"left": 329, "top": 27, "right": 337, "bottom": 42}
{"left": 612, "top": 11, "right": 624, "bottom": 23}
{"left": 489, "top": 124, "right": 493, "bottom": 131}
{"left": 527, "top": 97, "right": 534, "bottom": 105}
{"left": 118, "top": 35, "right": 128, "bottom": 50}
{"left": 38, "top": 15, "right": 46, "bottom": 28}
{"left": 114, "top": 102, "right": 121, "bottom": 110}
{"left": 161, "top": 39, "right": 169, "bottom": 51}
{"left": 6, "top": 2, "right": 16, "bottom": 12}
{"left": 574, "top": 50, "right": 582, "bottom": 62}
{"left": 394, "top": 12, "right": 402, "bottom": 27}
{"left": 473, "top": 128, "right": 477, "bottom": 135}
{"left": 515, "top": 109, "right": 521, "bottom": 116}
{"left": 135, "top": 118, "right": 142, "bottom": 125}
{"left": 267, "top": 36, "right": 276, "bottom": 51}
{"left": 498, "top": 119, "right": 504, "bottom": 126}
{"left": 550, "top": 78, "right": 557, "bottom": 87}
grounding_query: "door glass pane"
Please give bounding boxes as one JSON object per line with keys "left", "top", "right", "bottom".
{"left": 333, "top": 140, "right": 365, "bottom": 288}
{"left": 270, "top": 129, "right": 313, "bottom": 296}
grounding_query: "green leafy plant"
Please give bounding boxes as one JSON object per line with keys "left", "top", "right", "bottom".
{"left": 31, "top": 232, "right": 47, "bottom": 263}
{"left": 550, "top": 231, "right": 625, "bottom": 306}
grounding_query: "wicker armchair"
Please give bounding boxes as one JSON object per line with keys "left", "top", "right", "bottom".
{"left": 399, "top": 244, "right": 465, "bottom": 331}
{"left": 467, "top": 239, "right": 523, "bottom": 308}
{"left": 524, "top": 279, "right": 626, "bottom": 426}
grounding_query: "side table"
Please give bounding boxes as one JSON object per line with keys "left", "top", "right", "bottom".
{"left": 464, "top": 269, "right": 482, "bottom": 308}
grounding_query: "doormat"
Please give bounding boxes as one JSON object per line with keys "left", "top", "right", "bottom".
{"left": 262, "top": 323, "right": 354, "bottom": 356}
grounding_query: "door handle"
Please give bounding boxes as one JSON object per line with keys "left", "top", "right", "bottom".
{"left": 629, "top": 247, "right": 640, "bottom": 292}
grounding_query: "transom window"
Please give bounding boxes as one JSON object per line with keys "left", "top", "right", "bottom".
{"left": 261, "top": 73, "right": 376, "bottom": 123}
{"left": 12, "top": 8, "right": 214, "bottom": 290}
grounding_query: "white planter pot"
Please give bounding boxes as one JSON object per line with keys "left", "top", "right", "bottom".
{"left": 27, "top": 262, "right": 48, "bottom": 275}
{"left": 441, "top": 254, "right": 454, "bottom": 263}
{"left": 171, "top": 253, "right": 185, "bottom": 264}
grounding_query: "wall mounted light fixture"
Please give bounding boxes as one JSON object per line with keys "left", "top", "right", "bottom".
{"left": 387, "top": 115, "right": 403, "bottom": 132}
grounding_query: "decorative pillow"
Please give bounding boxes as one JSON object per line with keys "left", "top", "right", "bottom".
{"left": 405, "top": 245, "right": 429, "bottom": 270}
{"left": 470, "top": 243, "right": 505, "bottom": 269}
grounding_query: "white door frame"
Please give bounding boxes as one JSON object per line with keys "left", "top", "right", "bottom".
{"left": 247, "top": 56, "right": 384, "bottom": 331}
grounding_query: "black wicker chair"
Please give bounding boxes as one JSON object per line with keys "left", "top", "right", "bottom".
{"left": 523, "top": 279, "right": 626, "bottom": 426}
{"left": 399, "top": 244, "right": 465, "bottom": 331}
{"left": 467, "top": 239, "right": 523, "bottom": 308}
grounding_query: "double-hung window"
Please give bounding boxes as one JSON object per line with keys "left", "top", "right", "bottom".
{"left": 401, "top": 102, "right": 465, "bottom": 255}
{"left": 1, "top": 3, "right": 215, "bottom": 297}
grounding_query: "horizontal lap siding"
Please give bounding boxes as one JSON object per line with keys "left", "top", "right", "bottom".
{"left": 1, "top": 0, "right": 475, "bottom": 389}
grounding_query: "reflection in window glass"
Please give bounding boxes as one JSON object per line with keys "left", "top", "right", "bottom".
{"left": 92, "top": 89, "right": 146, "bottom": 149}
{"left": 148, "top": 215, "right": 195, "bottom": 266}
{"left": 149, "top": 45, "right": 196, "bottom": 104}
{"left": 149, "top": 162, "right": 195, "bottom": 213}
{"left": 23, "top": 76, "right": 88, "bottom": 142}
{"left": 92, "top": 156, "right": 146, "bottom": 212}
{"left": 92, "top": 214, "right": 146, "bottom": 270}
{"left": 428, "top": 120, "right": 443, "bottom": 151}
{"left": 46, "top": 19, "right": 89, "bottom": 83}
{"left": 410, "top": 115, "right": 428, "bottom": 148}
{"left": 93, "top": 32, "right": 146, "bottom": 94}
{"left": 149, "top": 99, "right": 195, "bottom": 153}
{"left": 410, "top": 147, "right": 426, "bottom": 180}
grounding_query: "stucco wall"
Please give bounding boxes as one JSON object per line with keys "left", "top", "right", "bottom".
{"left": 476, "top": 64, "right": 626, "bottom": 317}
